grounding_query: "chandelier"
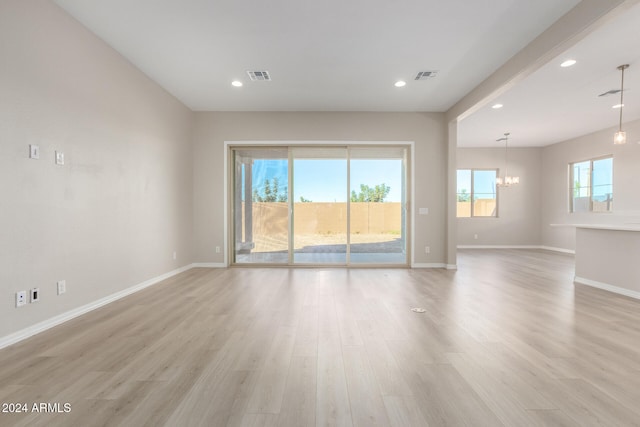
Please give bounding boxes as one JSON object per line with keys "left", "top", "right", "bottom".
{"left": 496, "top": 132, "right": 519, "bottom": 187}
{"left": 614, "top": 64, "right": 629, "bottom": 145}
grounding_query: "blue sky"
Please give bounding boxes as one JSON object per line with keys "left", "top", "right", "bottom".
{"left": 580, "top": 157, "right": 612, "bottom": 197}
{"left": 457, "top": 169, "right": 496, "bottom": 198}
{"left": 248, "top": 158, "right": 403, "bottom": 202}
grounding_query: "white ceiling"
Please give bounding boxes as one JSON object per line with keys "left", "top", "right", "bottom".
{"left": 52, "top": 0, "right": 639, "bottom": 148}
{"left": 53, "top": 0, "right": 578, "bottom": 113}
{"left": 458, "top": 2, "right": 640, "bottom": 147}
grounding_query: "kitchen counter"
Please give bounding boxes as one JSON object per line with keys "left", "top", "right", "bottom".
{"left": 551, "top": 223, "right": 640, "bottom": 299}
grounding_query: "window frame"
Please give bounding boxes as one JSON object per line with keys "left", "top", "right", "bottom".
{"left": 456, "top": 168, "right": 499, "bottom": 218}
{"left": 568, "top": 155, "right": 613, "bottom": 213}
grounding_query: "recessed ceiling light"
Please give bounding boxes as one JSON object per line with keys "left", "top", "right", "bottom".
{"left": 612, "top": 104, "right": 624, "bottom": 109}
{"left": 560, "top": 59, "right": 577, "bottom": 68}
{"left": 492, "top": 103, "right": 503, "bottom": 109}
{"left": 231, "top": 80, "right": 243, "bottom": 87}
{"left": 394, "top": 80, "right": 406, "bottom": 87}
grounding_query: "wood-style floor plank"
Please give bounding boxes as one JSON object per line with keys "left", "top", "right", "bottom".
{"left": 342, "top": 345, "right": 391, "bottom": 426}
{"left": 381, "top": 395, "right": 428, "bottom": 427}
{"left": 315, "top": 281, "right": 353, "bottom": 427}
{"left": 2, "top": 250, "right": 640, "bottom": 426}
{"left": 277, "top": 356, "right": 317, "bottom": 427}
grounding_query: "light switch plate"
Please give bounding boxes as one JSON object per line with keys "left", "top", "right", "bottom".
{"left": 29, "top": 145, "right": 40, "bottom": 159}
{"left": 55, "top": 151, "right": 65, "bottom": 165}
{"left": 16, "top": 291, "right": 27, "bottom": 307}
{"left": 57, "top": 280, "right": 66, "bottom": 295}
{"left": 419, "top": 207, "right": 429, "bottom": 215}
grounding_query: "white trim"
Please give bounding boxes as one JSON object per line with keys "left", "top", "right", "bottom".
{"left": 0, "top": 264, "right": 198, "bottom": 350}
{"left": 574, "top": 276, "right": 640, "bottom": 300}
{"left": 446, "top": 264, "right": 458, "bottom": 270}
{"left": 225, "top": 140, "right": 413, "bottom": 146}
{"left": 457, "top": 245, "right": 575, "bottom": 254}
{"left": 552, "top": 223, "right": 640, "bottom": 232}
{"left": 225, "top": 140, "right": 415, "bottom": 268}
{"left": 457, "top": 245, "right": 541, "bottom": 249}
{"left": 539, "top": 246, "right": 575, "bottom": 254}
{"left": 223, "top": 144, "right": 229, "bottom": 267}
{"left": 412, "top": 263, "right": 447, "bottom": 268}
{"left": 192, "top": 263, "right": 226, "bottom": 268}
{"left": 410, "top": 141, "right": 416, "bottom": 269}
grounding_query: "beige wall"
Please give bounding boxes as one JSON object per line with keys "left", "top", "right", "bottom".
{"left": 456, "top": 199, "right": 497, "bottom": 218}
{"left": 457, "top": 147, "right": 542, "bottom": 246}
{"left": 193, "top": 112, "right": 447, "bottom": 265}
{"left": 456, "top": 121, "right": 640, "bottom": 251}
{"left": 541, "top": 118, "right": 640, "bottom": 251}
{"left": 0, "top": 0, "right": 194, "bottom": 337}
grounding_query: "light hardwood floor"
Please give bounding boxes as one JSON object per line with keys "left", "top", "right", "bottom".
{"left": 2, "top": 249, "right": 640, "bottom": 426}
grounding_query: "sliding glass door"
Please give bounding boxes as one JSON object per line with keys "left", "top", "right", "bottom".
{"left": 231, "top": 145, "right": 408, "bottom": 266}
{"left": 293, "top": 148, "right": 348, "bottom": 264}
{"left": 349, "top": 147, "right": 407, "bottom": 264}
{"left": 233, "top": 148, "right": 289, "bottom": 264}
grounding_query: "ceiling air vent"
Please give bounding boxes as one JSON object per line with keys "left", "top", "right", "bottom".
{"left": 247, "top": 70, "right": 271, "bottom": 81}
{"left": 415, "top": 70, "right": 438, "bottom": 80}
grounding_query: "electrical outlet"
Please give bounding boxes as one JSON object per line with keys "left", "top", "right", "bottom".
{"left": 173, "top": 251, "right": 177, "bottom": 260}
{"left": 16, "top": 291, "right": 27, "bottom": 307}
{"left": 425, "top": 246, "right": 430, "bottom": 254}
{"left": 57, "top": 280, "right": 66, "bottom": 295}
{"left": 29, "top": 145, "right": 40, "bottom": 159}
{"left": 474, "top": 234, "right": 478, "bottom": 240}
{"left": 31, "top": 288, "right": 40, "bottom": 303}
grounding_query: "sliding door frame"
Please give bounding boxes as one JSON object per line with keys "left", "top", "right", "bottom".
{"left": 225, "top": 141, "right": 414, "bottom": 267}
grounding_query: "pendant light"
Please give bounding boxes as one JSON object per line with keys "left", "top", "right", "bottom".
{"left": 614, "top": 64, "right": 629, "bottom": 145}
{"left": 496, "top": 132, "right": 519, "bottom": 187}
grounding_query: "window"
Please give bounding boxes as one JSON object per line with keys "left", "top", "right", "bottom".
{"left": 569, "top": 156, "right": 613, "bottom": 213}
{"left": 457, "top": 169, "right": 498, "bottom": 217}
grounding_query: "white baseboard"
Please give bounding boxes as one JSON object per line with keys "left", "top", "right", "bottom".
{"left": 446, "top": 264, "right": 458, "bottom": 270}
{"left": 539, "top": 246, "right": 575, "bottom": 254}
{"left": 457, "top": 245, "right": 575, "bottom": 254}
{"left": 457, "top": 245, "right": 541, "bottom": 249}
{"left": 412, "top": 263, "right": 447, "bottom": 268}
{"left": 574, "top": 276, "right": 640, "bottom": 300}
{"left": 192, "top": 262, "right": 227, "bottom": 268}
{"left": 0, "top": 263, "right": 206, "bottom": 350}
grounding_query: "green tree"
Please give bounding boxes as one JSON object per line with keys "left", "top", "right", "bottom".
{"left": 457, "top": 189, "right": 470, "bottom": 202}
{"left": 272, "top": 177, "right": 288, "bottom": 202}
{"left": 252, "top": 178, "right": 288, "bottom": 202}
{"left": 350, "top": 183, "right": 391, "bottom": 202}
{"left": 299, "top": 196, "right": 312, "bottom": 202}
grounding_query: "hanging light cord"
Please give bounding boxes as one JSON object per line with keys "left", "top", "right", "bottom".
{"left": 496, "top": 132, "right": 510, "bottom": 180}
{"left": 504, "top": 135, "right": 509, "bottom": 178}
